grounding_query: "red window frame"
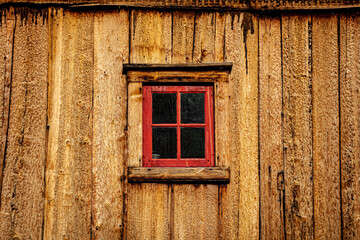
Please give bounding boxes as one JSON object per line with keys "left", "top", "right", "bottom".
{"left": 143, "top": 85, "right": 214, "bottom": 167}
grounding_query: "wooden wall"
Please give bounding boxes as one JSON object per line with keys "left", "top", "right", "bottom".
{"left": 0, "top": 6, "right": 359, "bottom": 240}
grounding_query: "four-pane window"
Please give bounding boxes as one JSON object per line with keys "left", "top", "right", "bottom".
{"left": 143, "top": 85, "right": 214, "bottom": 167}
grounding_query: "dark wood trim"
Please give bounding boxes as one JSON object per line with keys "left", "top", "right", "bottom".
{"left": 123, "top": 63, "right": 233, "bottom": 74}
{"left": 128, "top": 167, "right": 230, "bottom": 183}
{"left": 1, "top": 1, "right": 360, "bottom": 11}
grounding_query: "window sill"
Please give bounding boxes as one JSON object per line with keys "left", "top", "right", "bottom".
{"left": 128, "top": 167, "right": 230, "bottom": 184}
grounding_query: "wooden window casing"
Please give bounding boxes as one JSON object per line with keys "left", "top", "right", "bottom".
{"left": 143, "top": 85, "right": 214, "bottom": 167}
{"left": 125, "top": 63, "right": 231, "bottom": 183}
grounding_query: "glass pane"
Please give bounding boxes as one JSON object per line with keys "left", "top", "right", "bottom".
{"left": 181, "top": 93, "right": 204, "bottom": 123}
{"left": 181, "top": 128, "right": 205, "bottom": 158}
{"left": 153, "top": 93, "right": 177, "bottom": 124}
{"left": 152, "top": 128, "right": 177, "bottom": 159}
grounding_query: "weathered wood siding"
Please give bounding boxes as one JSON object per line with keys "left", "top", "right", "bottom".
{"left": 0, "top": 6, "right": 359, "bottom": 240}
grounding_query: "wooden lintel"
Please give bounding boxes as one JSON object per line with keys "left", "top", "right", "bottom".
{"left": 123, "top": 63, "right": 233, "bottom": 74}
{"left": 127, "top": 71, "right": 229, "bottom": 82}
{"left": 1, "top": 1, "right": 360, "bottom": 11}
{"left": 128, "top": 167, "right": 230, "bottom": 183}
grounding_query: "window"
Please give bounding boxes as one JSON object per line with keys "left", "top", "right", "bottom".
{"left": 124, "top": 63, "right": 231, "bottom": 183}
{"left": 142, "top": 85, "right": 214, "bottom": 167}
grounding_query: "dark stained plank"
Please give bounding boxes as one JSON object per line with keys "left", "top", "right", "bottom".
{"left": 282, "top": 14, "right": 314, "bottom": 240}
{"left": 339, "top": 12, "right": 360, "bottom": 240}
{"left": 0, "top": 7, "right": 48, "bottom": 239}
{"left": 2, "top": 0, "right": 360, "bottom": 11}
{"left": 259, "top": 15, "right": 285, "bottom": 240}
{"left": 122, "top": 62, "right": 232, "bottom": 73}
{"left": 126, "top": 71, "right": 229, "bottom": 82}
{"left": 92, "top": 9, "right": 129, "bottom": 239}
{"left": 44, "top": 9, "right": 93, "bottom": 239}
{"left": 312, "top": 14, "right": 341, "bottom": 240}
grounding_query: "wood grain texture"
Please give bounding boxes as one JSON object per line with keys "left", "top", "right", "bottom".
{"left": 127, "top": 9, "right": 172, "bottom": 240}
{"left": 282, "top": 14, "right": 314, "bottom": 240}
{"left": 172, "top": 11, "right": 194, "bottom": 64}
{"left": 259, "top": 15, "right": 284, "bottom": 240}
{"left": 127, "top": 71, "right": 229, "bottom": 83}
{"left": 44, "top": 9, "right": 93, "bottom": 239}
{"left": 0, "top": 7, "right": 48, "bottom": 239}
{"left": 312, "top": 14, "right": 341, "bottom": 240}
{"left": 0, "top": 7, "right": 15, "bottom": 211}
{"left": 223, "top": 12, "right": 259, "bottom": 239}
{"left": 92, "top": 10, "right": 129, "bottom": 239}
{"left": 172, "top": 11, "right": 219, "bottom": 240}
{"left": 1, "top": 0, "right": 360, "bottom": 11}
{"left": 340, "top": 12, "right": 360, "bottom": 240}
{"left": 128, "top": 167, "right": 230, "bottom": 183}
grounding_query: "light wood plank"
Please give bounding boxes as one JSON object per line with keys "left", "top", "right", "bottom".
{"left": 0, "top": 8, "right": 48, "bottom": 239}
{"left": 0, "top": 11, "right": 14, "bottom": 229}
{"left": 92, "top": 9, "right": 129, "bottom": 239}
{"left": 259, "top": 15, "right": 285, "bottom": 240}
{"left": 172, "top": 11, "right": 219, "bottom": 240}
{"left": 127, "top": 10, "right": 172, "bottom": 240}
{"left": 282, "top": 14, "right": 314, "bottom": 240}
{"left": 44, "top": 9, "right": 93, "bottom": 239}
{"left": 312, "top": 14, "right": 341, "bottom": 240}
{"left": 340, "top": 12, "right": 360, "bottom": 240}
{"left": 172, "top": 11, "right": 194, "bottom": 63}
{"left": 223, "top": 12, "right": 259, "bottom": 239}
{"left": 128, "top": 167, "right": 230, "bottom": 183}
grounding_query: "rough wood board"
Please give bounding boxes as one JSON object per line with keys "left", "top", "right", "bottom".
{"left": 130, "top": 10, "right": 171, "bottom": 64}
{"left": 215, "top": 80, "right": 230, "bottom": 168}
{"left": 0, "top": 8, "right": 48, "bottom": 239}
{"left": 172, "top": 11, "right": 194, "bottom": 64}
{"left": 214, "top": 11, "right": 229, "bottom": 168}
{"left": 92, "top": 10, "right": 129, "bottom": 239}
{"left": 127, "top": 71, "right": 229, "bottom": 82}
{"left": 282, "top": 14, "right": 314, "bottom": 240}
{"left": 127, "top": 82, "right": 142, "bottom": 168}
{"left": 221, "top": 12, "right": 259, "bottom": 239}
{"left": 128, "top": 167, "right": 230, "bottom": 183}
{"left": 237, "top": 13, "right": 259, "bottom": 240}
{"left": 127, "top": 9, "right": 172, "bottom": 239}
{"left": 172, "top": 11, "right": 219, "bottom": 240}
{"left": 0, "top": 7, "right": 14, "bottom": 209}
{"left": 219, "top": 13, "right": 242, "bottom": 239}
{"left": 44, "top": 9, "right": 93, "bottom": 239}
{"left": 2, "top": 0, "right": 360, "bottom": 11}
{"left": 339, "top": 12, "right": 360, "bottom": 240}
{"left": 312, "top": 14, "right": 341, "bottom": 240}
{"left": 259, "top": 16, "right": 285, "bottom": 240}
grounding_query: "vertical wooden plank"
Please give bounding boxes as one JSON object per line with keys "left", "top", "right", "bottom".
{"left": 282, "top": 14, "right": 314, "bottom": 240}
{"left": 0, "top": 8, "right": 48, "bottom": 239}
{"left": 0, "top": 9, "right": 14, "bottom": 217}
{"left": 92, "top": 10, "right": 129, "bottom": 239}
{"left": 340, "top": 13, "right": 360, "bottom": 240}
{"left": 259, "top": 15, "right": 284, "bottom": 240}
{"left": 224, "top": 12, "right": 259, "bottom": 239}
{"left": 312, "top": 14, "right": 341, "bottom": 240}
{"left": 44, "top": 9, "right": 94, "bottom": 239}
{"left": 172, "top": 11, "right": 219, "bottom": 240}
{"left": 172, "top": 11, "right": 194, "bottom": 63}
{"left": 193, "top": 12, "right": 215, "bottom": 63}
{"left": 127, "top": 10, "right": 172, "bottom": 240}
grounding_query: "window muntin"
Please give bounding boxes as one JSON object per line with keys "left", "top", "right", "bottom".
{"left": 143, "top": 85, "right": 214, "bottom": 167}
